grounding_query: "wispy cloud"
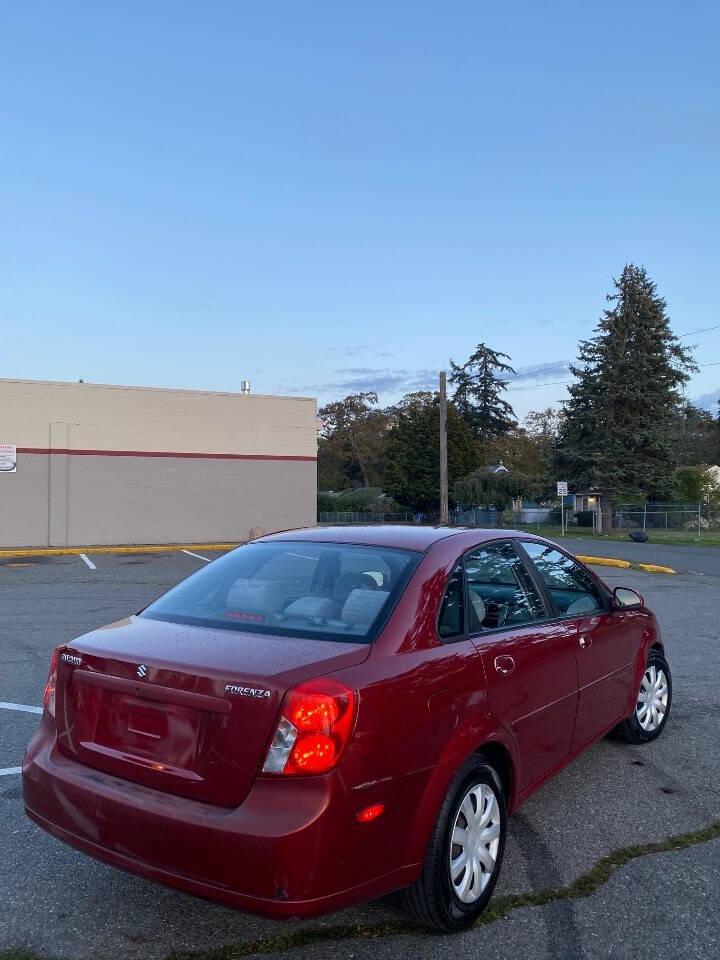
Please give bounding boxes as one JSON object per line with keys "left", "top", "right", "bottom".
{"left": 281, "top": 359, "right": 574, "bottom": 402}
{"left": 296, "top": 367, "right": 439, "bottom": 396}
{"left": 343, "top": 342, "right": 390, "bottom": 357}
{"left": 281, "top": 360, "right": 570, "bottom": 402}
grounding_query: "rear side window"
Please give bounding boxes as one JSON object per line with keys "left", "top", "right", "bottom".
{"left": 438, "top": 564, "right": 464, "bottom": 639}
{"left": 464, "top": 542, "right": 545, "bottom": 631}
{"left": 141, "top": 541, "right": 420, "bottom": 643}
{"left": 521, "top": 542, "right": 603, "bottom": 615}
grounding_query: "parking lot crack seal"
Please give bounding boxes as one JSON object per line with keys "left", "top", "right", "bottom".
{"left": 1, "top": 820, "right": 717, "bottom": 960}
{"left": 157, "top": 818, "right": 720, "bottom": 960}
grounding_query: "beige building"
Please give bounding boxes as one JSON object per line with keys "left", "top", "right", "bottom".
{"left": 0, "top": 378, "right": 317, "bottom": 548}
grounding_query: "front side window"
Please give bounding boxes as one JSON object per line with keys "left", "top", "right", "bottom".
{"left": 142, "top": 541, "right": 420, "bottom": 643}
{"left": 464, "top": 541, "right": 545, "bottom": 632}
{"left": 520, "top": 542, "right": 604, "bottom": 615}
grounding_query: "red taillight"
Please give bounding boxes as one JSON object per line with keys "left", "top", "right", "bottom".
{"left": 291, "top": 694, "right": 340, "bottom": 733}
{"left": 262, "top": 678, "right": 355, "bottom": 776}
{"left": 43, "top": 647, "right": 60, "bottom": 718}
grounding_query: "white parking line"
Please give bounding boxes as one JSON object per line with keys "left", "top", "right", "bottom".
{"left": 79, "top": 553, "right": 97, "bottom": 570}
{"left": 181, "top": 549, "right": 210, "bottom": 562}
{"left": 0, "top": 767, "right": 22, "bottom": 777}
{"left": 0, "top": 701, "right": 43, "bottom": 715}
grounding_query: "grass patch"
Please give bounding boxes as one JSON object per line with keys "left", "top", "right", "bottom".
{"left": 0, "top": 952, "right": 61, "bottom": 960}
{"left": 512, "top": 525, "right": 720, "bottom": 547}
{"left": 166, "top": 819, "right": 720, "bottom": 960}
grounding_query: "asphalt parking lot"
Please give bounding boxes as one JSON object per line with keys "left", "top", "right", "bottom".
{"left": 1, "top": 546, "right": 720, "bottom": 960}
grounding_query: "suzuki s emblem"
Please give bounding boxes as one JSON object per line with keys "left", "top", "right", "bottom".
{"left": 137, "top": 664, "right": 148, "bottom": 679}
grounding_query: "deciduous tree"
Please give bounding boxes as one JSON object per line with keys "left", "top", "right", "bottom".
{"left": 670, "top": 402, "right": 718, "bottom": 466}
{"left": 318, "top": 392, "right": 391, "bottom": 489}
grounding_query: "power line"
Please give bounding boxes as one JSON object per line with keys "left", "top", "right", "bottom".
{"left": 506, "top": 379, "right": 573, "bottom": 391}
{"left": 503, "top": 358, "right": 720, "bottom": 392}
{"left": 679, "top": 323, "right": 720, "bottom": 338}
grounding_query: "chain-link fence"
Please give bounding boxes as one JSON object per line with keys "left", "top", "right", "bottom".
{"left": 318, "top": 511, "right": 413, "bottom": 524}
{"left": 318, "top": 509, "right": 550, "bottom": 529}
{"left": 318, "top": 503, "right": 720, "bottom": 541}
{"left": 614, "top": 503, "right": 720, "bottom": 537}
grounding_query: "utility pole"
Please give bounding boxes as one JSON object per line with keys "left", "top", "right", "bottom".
{"left": 439, "top": 371, "right": 448, "bottom": 524}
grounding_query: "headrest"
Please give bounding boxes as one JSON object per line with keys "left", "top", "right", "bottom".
{"left": 226, "top": 579, "right": 285, "bottom": 613}
{"left": 341, "top": 588, "right": 389, "bottom": 627}
{"left": 283, "top": 595, "right": 337, "bottom": 620}
{"left": 566, "top": 595, "right": 597, "bottom": 615}
{"left": 469, "top": 592, "right": 486, "bottom": 629}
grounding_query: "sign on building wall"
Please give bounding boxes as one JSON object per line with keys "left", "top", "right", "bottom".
{"left": 0, "top": 444, "right": 17, "bottom": 473}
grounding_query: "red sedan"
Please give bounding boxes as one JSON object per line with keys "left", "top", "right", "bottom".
{"left": 23, "top": 526, "right": 671, "bottom": 932}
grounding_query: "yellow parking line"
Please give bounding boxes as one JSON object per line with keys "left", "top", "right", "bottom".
{"left": 0, "top": 543, "right": 239, "bottom": 559}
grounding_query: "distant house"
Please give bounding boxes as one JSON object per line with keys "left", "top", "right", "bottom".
{"left": 487, "top": 462, "right": 509, "bottom": 476}
{"left": 573, "top": 488, "right": 602, "bottom": 512}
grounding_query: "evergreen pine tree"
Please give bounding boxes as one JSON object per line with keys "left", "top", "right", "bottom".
{"left": 383, "top": 392, "right": 480, "bottom": 511}
{"left": 450, "top": 343, "right": 516, "bottom": 443}
{"left": 555, "top": 265, "right": 696, "bottom": 500}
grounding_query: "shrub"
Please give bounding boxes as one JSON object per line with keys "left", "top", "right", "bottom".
{"left": 317, "top": 488, "right": 396, "bottom": 514}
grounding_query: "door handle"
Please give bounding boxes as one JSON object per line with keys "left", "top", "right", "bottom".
{"left": 494, "top": 655, "right": 515, "bottom": 675}
{"left": 578, "top": 635, "right": 592, "bottom": 649}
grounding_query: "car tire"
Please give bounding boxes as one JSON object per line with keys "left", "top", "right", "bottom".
{"left": 615, "top": 649, "right": 672, "bottom": 744}
{"left": 401, "top": 754, "right": 507, "bottom": 932}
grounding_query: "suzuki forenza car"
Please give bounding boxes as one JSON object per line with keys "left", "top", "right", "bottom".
{"left": 23, "top": 526, "right": 671, "bottom": 931}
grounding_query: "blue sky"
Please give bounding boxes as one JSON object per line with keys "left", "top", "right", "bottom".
{"left": 2, "top": 1, "right": 719, "bottom": 418}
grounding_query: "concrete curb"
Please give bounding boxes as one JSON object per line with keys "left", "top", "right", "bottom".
{"left": 0, "top": 544, "right": 678, "bottom": 576}
{"left": 577, "top": 554, "right": 677, "bottom": 575}
{"left": 577, "top": 555, "right": 631, "bottom": 569}
{"left": 0, "top": 543, "right": 239, "bottom": 558}
{"left": 637, "top": 562, "right": 677, "bottom": 575}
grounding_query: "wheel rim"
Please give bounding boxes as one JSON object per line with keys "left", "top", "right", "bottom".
{"left": 636, "top": 665, "right": 669, "bottom": 732}
{"left": 449, "top": 782, "right": 501, "bottom": 904}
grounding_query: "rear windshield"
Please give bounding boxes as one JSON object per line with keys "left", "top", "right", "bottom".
{"left": 141, "top": 541, "right": 421, "bottom": 643}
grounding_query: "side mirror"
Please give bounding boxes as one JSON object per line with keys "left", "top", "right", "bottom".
{"left": 612, "top": 586, "right": 644, "bottom": 609}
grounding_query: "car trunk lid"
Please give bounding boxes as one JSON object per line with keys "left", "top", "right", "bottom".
{"left": 55, "top": 616, "right": 369, "bottom": 807}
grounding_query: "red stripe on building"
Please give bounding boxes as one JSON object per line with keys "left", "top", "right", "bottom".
{"left": 17, "top": 447, "right": 316, "bottom": 462}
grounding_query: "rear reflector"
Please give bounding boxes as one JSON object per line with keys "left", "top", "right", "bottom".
{"left": 356, "top": 803, "right": 385, "bottom": 823}
{"left": 262, "top": 678, "right": 355, "bottom": 776}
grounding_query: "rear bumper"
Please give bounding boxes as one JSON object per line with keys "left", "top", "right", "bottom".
{"left": 22, "top": 719, "right": 417, "bottom": 918}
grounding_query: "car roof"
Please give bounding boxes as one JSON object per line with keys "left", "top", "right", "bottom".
{"left": 257, "top": 525, "right": 536, "bottom": 552}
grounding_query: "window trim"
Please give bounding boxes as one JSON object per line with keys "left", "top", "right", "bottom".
{"left": 436, "top": 562, "right": 466, "bottom": 643}
{"left": 463, "top": 539, "right": 551, "bottom": 638}
{"left": 513, "top": 538, "right": 612, "bottom": 620}
{"left": 434, "top": 536, "right": 613, "bottom": 644}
